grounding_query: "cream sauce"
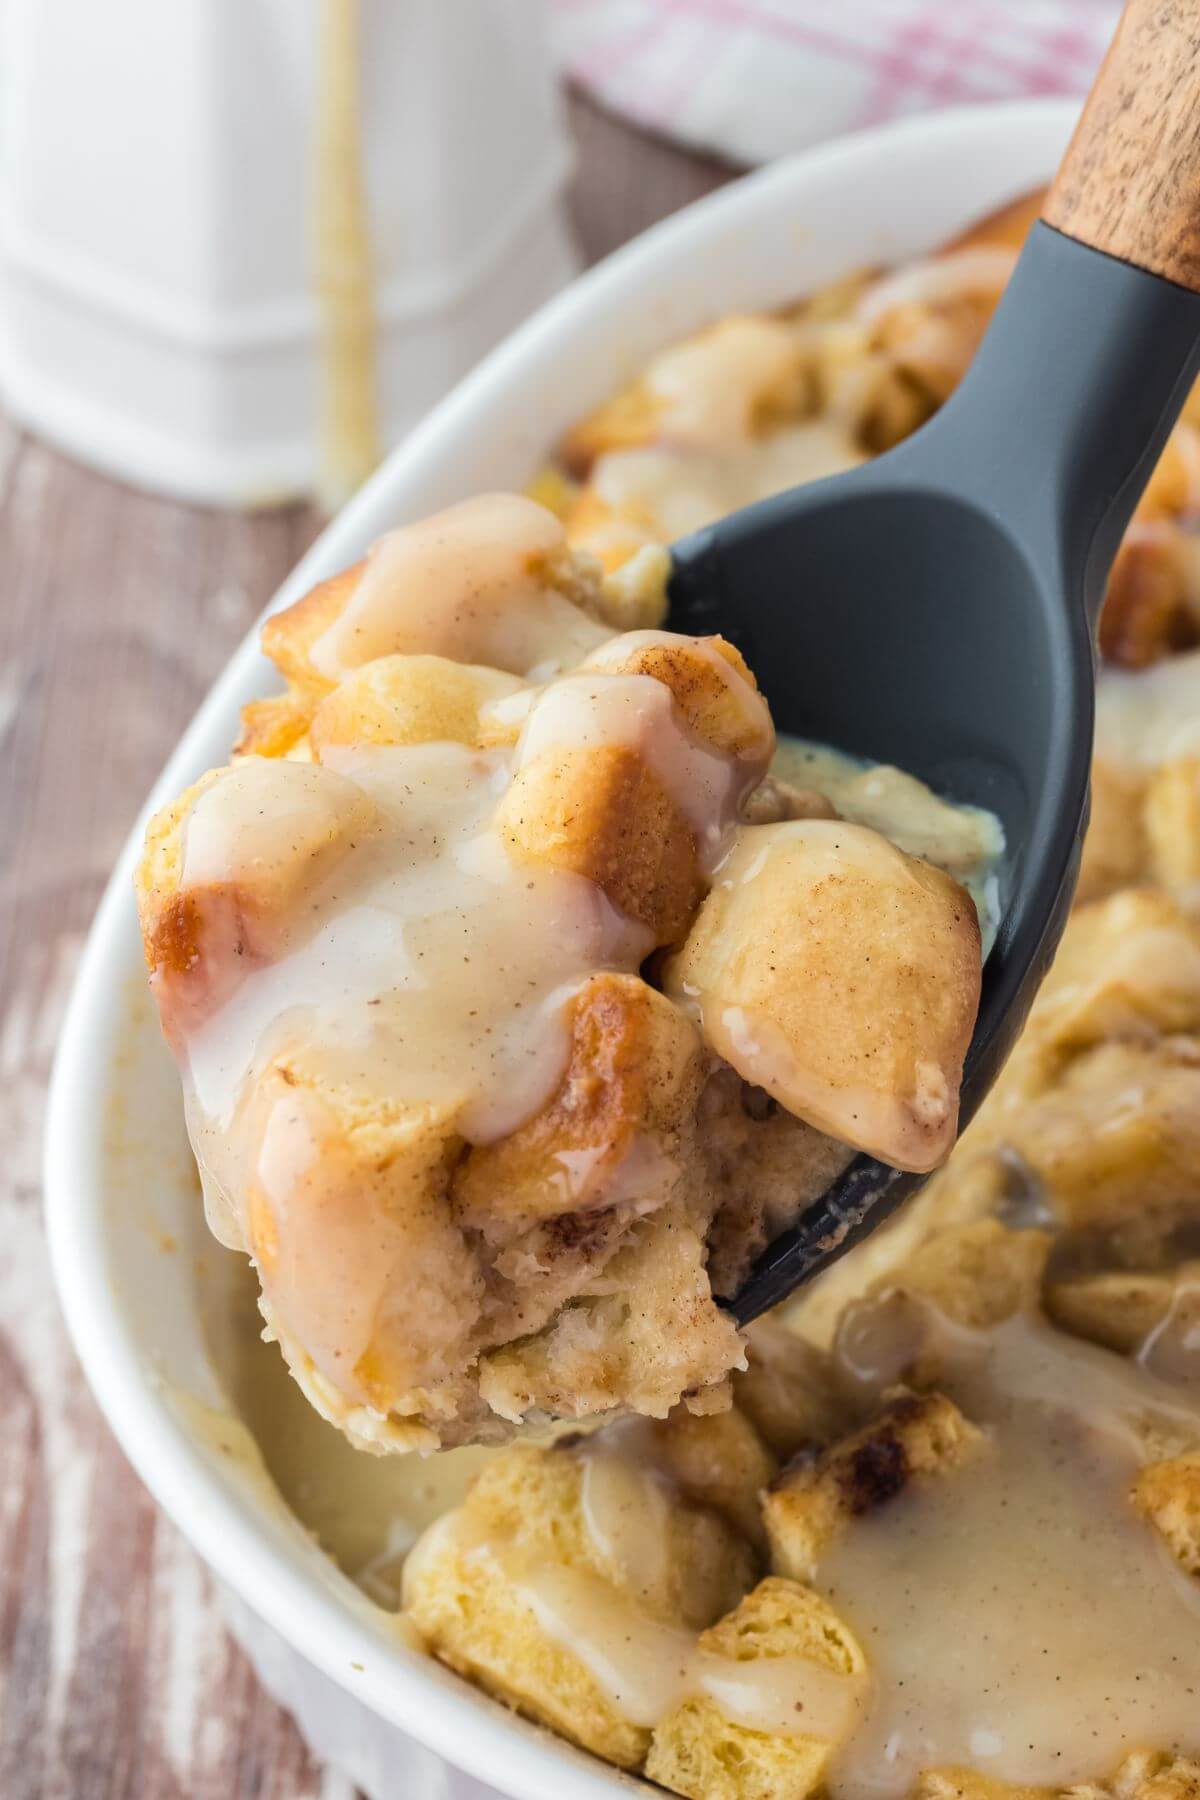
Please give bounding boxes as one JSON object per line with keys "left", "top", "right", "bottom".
{"left": 1138, "top": 1271, "right": 1200, "bottom": 1389}
{"left": 517, "top": 662, "right": 761, "bottom": 875}
{"left": 576, "top": 1425, "right": 677, "bottom": 1606}
{"left": 208, "top": 1266, "right": 491, "bottom": 1608}
{"left": 1097, "top": 648, "right": 1200, "bottom": 771}
{"left": 773, "top": 735, "right": 1004, "bottom": 951}
{"left": 223, "top": 1273, "right": 1200, "bottom": 1784}
{"left": 170, "top": 603, "right": 801, "bottom": 1395}
{"left": 820, "top": 1304, "right": 1200, "bottom": 1797}
{"left": 590, "top": 420, "right": 863, "bottom": 545}
{"left": 644, "top": 316, "right": 808, "bottom": 448}
{"left": 515, "top": 1562, "right": 866, "bottom": 1739}
{"left": 172, "top": 668, "right": 998, "bottom": 1397}
{"left": 310, "top": 494, "right": 610, "bottom": 681}
{"left": 855, "top": 248, "right": 1018, "bottom": 326}
{"left": 183, "top": 741, "right": 648, "bottom": 1142}
{"left": 401, "top": 1428, "right": 865, "bottom": 1743}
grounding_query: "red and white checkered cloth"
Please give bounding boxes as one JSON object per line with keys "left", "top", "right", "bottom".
{"left": 549, "top": 0, "right": 1118, "bottom": 165}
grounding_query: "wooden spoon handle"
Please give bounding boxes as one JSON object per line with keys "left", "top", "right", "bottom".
{"left": 1044, "top": 0, "right": 1200, "bottom": 292}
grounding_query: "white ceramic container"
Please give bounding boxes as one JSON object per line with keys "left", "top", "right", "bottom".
{"left": 46, "top": 99, "right": 1077, "bottom": 1800}
{"left": 0, "top": 0, "right": 575, "bottom": 504}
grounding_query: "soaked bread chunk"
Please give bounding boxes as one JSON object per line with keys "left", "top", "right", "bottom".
{"left": 136, "top": 758, "right": 380, "bottom": 1044}
{"left": 263, "top": 493, "right": 611, "bottom": 693}
{"left": 1145, "top": 753, "right": 1200, "bottom": 887}
{"left": 763, "top": 1390, "right": 982, "bottom": 1581}
{"left": 476, "top": 1202, "right": 746, "bottom": 1429}
{"left": 911, "top": 1756, "right": 1200, "bottom": 1800}
{"left": 1045, "top": 1267, "right": 1184, "bottom": 1357}
{"left": 667, "top": 821, "right": 981, "bottom": 1171}
{"left": 402, "top": 1440, "right": 755, "bottom": 1769}
{"left": 308, "top": 653, "right": 526, "bottom": 756}
{"left": 644, "top": 1577, "right": 867, "bottom": 1800}
{"left": 1078, "top": 757, "right": 1149, "bottom": 903}
{"left": 731, "top": 1319, "right": 846, "bottom": 1460}
{"left": 648, "top": 1403, "right": 778, "bottom": 1551}
{"left": 1112, "top": 1754, "right": 1200, "bottom": 1800}
{"left": 560, "top": 314, "right": 814, "bottom": 478}
{"left": 495, "top": 632, "right": 773, "bottom": 943}
{"left": 911, "top": 1773, "right": 1057, "bottom": 1799}
{"left": 1130, "top": 1453, "right": 1200, "bottom": 1576}
{"left": 240, "top": 493, "right": 669, "bottom": 756}
{"left": 453, "top": 973, "right": 705, "bottom": 1246}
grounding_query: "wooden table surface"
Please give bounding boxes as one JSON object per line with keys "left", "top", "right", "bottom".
{"left": 0, "top": 95, "right": 733, "bottom": 1800}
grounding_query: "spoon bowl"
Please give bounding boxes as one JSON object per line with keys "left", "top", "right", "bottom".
{"left": 673, "top": 8, "right": 1200, "bottom": 1314}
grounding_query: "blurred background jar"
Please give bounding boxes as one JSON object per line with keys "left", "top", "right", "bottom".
{"left": 0, "top": 0, "right": 576, "bottom": 510}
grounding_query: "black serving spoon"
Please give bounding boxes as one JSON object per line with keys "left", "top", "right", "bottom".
{"left": 669, "top": 0, "right": 1200, "bottom": 1322}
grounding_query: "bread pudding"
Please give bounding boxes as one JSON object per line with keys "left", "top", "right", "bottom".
{"left": 154, "top": 184, "right": 1200, "bottom": 1797}
{"left": 137, "top": 479, "right": 995, "bottom": 1451}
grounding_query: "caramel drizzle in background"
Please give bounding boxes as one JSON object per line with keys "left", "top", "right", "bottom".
{"left": 314, "top": 0, "right": 382, "bottom": 509}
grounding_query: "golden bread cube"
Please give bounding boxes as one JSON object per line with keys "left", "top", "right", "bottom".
{"left": 1131, "top": 1453, "right": 1200, "bottom": 1576}
{"left": 1140, "top": 427, "right": 1198, "bottom": 520}
{"left": 860, "top": 365, "right": 937, "bottom": 453}
{"left": 764, "top": 1391, "right": 982, "bottom": 1581}
{"left": 559, "top": 380, "right": 667, "bottom": 477}
{"left": 477, "top": 1203, "right": 745, "bottom": 1428}
{"left": 235, "top": 690, "right": 316, "bottom": 759}
{"left": 667, "top": 820, "right": 981, "bottom": 1171}
{"left": 596, "top": 543, "right": 672, "bottom": 631}
{"left": 699, "top": 1073, "right": 856, "bottom": 1301}
{"left": 1100, "top": 526, "right": 1195, "bottom": 670}
{"left": 561, "top": 314, "right": 811, "bottom": 475}
{"left": 1028, "top": 889, "right": 1200, "bottom": 1053}
{"left": 829, "top": 1219, "right": 1050, "bottom": 1397}
{"left": 643, "top": 315, "right": 813, "bottom": 444}
{"left": 496, "top": 740, "right": 703, "bottom": 944}
{"left": 1145, "top": 754, "right": 1200, "bottom": 888}
{"left": 403, "top": 1442, "right": 755, "bottom": 1769}
{"left": 454, "top": 974, "right": 705, "bottom": 1242}
{"left": 1077, "top": 756, "right": 1148, "bottom": 903}
{"left": 261, "top": 495, "right": 611, "bottom": 698}
{"left": 238, "top": 1047, "right": 477, "bottom": 1454}
{"left": 652, "top": 1404, "right": 778, "bottom": 1551}
{"left": 134, "top": 758, "right": 378, "bottom": 1040}
{"left": 580, "top": 631, "right": 774, "bottom": 767}
{"left": 870, "top": 1217, "right": 1051, "bottom": 1333}
{"left": 911, "top": 1772, "right": 1055, "bottom": 1800}
{"left": 261, "top": 561, "right": 365, "bottom": 695}
{"left": 989, "top": 1041, "right": 1200, "bottom": 1249}
{"left": 561, "top": 486, "right": 660, "bottom": 574}
{"left": 871, "top": 299, "right": 991, "bottom": 405}
{"left": 742, "top": 776, "right": 839, "bottom": 825}
{"left": 1045, "top": 1268, "right": 1178, "bottom": 1356}
{"left": 308, "top": 654, "right": 526, "bottom": 757}
{"left": 644, "top": 1578, "right": 866, "bottom": 1800}
{"left": 731, "top": 1319, "right": 847, "bottom": 1461}
{"left": 963, "top": 889, "right": 1200, "bottom": 1150}
{"left": 1109, "top": 1753, "right": 1200, "bottom": 1800}
{"left": 496, "top": 634, "right": 775, "bottom": 943}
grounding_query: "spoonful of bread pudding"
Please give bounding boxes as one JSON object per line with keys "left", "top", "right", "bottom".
{"left": 135, "top": 492, "right": 991, "bottom": 1451}
{"left": 137, "top": 0, "right": 1200, "bottom": 1450}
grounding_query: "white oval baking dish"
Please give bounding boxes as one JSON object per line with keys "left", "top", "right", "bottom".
{"left": 45, "top": 99, "right": 1077, "bottom": 1800}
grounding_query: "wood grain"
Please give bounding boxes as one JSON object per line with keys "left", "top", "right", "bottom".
{"left": 0, "top": 93, "right": 734, "bottom": 1800}
{"left": 1044, "top": 0, "right": 1200, "bottom": 290}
